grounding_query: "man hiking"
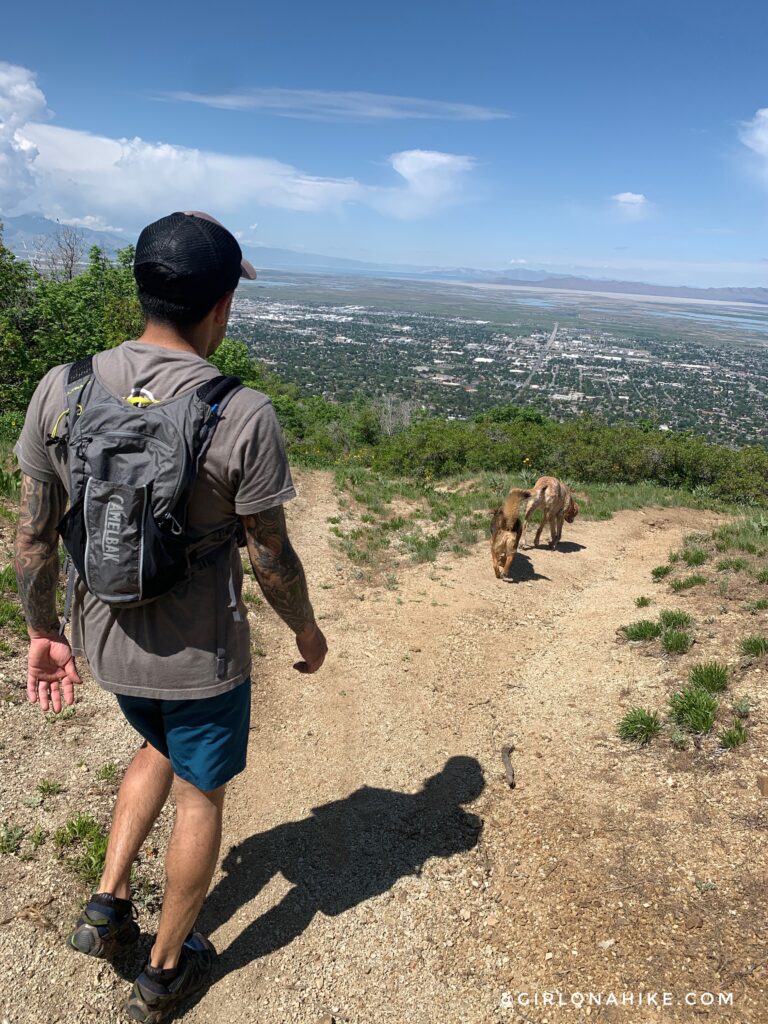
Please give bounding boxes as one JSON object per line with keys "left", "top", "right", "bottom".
{"left": 13, "top": 211, "right": 328, "bottom": 1022}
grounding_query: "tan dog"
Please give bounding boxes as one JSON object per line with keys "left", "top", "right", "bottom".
{"left": 490, "top": 488, "right": 531, "bottom": 579}
{"left": 523, "top": 475, "right": 579, "bottom": 550}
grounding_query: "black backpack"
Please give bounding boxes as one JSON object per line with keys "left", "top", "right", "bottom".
{"left": 50, "top": 356, "right": 243, "bottom": 676}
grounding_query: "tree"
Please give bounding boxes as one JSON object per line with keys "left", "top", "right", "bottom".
{"left": 377, "top": 395, "right": 415, "bottom": 436}
{"left": 35, "top": 225, "right": 86, "bottom": 281}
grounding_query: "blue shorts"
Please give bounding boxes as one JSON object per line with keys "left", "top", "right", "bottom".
{"left": 116, "top": 680, "right": 251, "bottom": 792}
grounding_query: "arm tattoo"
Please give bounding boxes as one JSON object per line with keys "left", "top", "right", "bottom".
{"left": 14, "top": 474, "right": 67, "bottom": 635}
{"left": 242, "top": 506, "right": 315, "bottom": 634}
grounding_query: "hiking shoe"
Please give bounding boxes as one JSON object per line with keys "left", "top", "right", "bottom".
{"left": 68, "top": 892, "right": 140, "bottom": 959}
{"left": 125, "top": 933, "right": 217, "bottom": 1023}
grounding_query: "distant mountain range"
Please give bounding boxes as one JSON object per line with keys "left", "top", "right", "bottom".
{"left": 3, "top": 212, "right": 768, "bottom": 306}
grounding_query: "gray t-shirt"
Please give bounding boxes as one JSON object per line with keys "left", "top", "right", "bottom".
{"left": 14, "top": 340, "right": 296, "bottom": 700}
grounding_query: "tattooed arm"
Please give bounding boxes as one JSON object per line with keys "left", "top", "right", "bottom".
{"left": 241, "top": 506, "right": 327, "bottom": 674}
{"left": 14, "top": 474, "right": 81, "bottom": 712}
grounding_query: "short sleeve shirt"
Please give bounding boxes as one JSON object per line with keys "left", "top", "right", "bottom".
{"left": 14, "top": 340, "right": 296, "bottom": 699}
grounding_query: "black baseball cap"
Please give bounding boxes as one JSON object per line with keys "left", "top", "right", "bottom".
{"left": 134, "top": 211, "right": 257, "bottom": 320}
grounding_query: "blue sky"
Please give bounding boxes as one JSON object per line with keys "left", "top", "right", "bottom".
{"left": 3, "top": 0, "right": 768, "bottom": 285}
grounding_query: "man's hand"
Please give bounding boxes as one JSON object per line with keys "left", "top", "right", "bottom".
{"left": 27, "top": 635, "right": 82, "bottom": 713}
{"left": 294, "top": 621, "right": 328, "bottom": 674}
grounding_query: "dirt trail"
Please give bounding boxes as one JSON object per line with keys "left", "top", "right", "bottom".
{"left": 1, "top": 472, "right": 766, "bottom": 1023}
{"left": 197, "top": 473, "right": 765, "bottom": 1024}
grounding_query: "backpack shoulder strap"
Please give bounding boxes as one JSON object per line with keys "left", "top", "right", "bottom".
{"left": 67, "top": 355, "right": 94, "bottom": 386}
{"left": 46, "top": 356, "right": 96, "bottom": 451}
{"left": 63, "top": 355, "right": 95, "bottom": 428}
{"left": 195, "top": 375, "right": 243, "bottom": 461}
{"left": 196, "top": 374, "right": 242, "bottom": 413}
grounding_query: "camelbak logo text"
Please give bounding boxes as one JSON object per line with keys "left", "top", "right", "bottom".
{"left": 102, "top": 495, "right": 125, "bottom": 563}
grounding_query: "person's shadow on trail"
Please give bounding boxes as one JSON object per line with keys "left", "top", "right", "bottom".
{"left": 199, "top": 756, "right": 485, "bottom": 978}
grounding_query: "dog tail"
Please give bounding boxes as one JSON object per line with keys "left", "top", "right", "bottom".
{"left": 490, "top": 507, "right": 504, "bottom": 536}
{"left": 503, "top": 488, "right": 532, "bottom": 530}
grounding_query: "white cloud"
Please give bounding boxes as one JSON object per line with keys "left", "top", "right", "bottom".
{"left": 57, "top": 214, "right": 125, "bottom": 233}
{"left": 3, "top": 64, "right": 475, "bottom": 227}
{"left": 740, "top": 108, "right": 768, "bottom": 182}
{"left": 164, "top": 88, "right": 509, "bottom": 122}
{"left": 509, "top": 258, "right": 528, "bottom": 265}
{"left": 612, "top": 191, "right": 648, "bottom": 206}
{"left": 22, "top": 123, "right": 365, "bottom": 219}
{"left": 0, "top": 62, "right": 48, "bottom": 211}
{"left": 611, "top": 191, "right": 650, "bottom": 220}
{"left": 376, "top": 150, "right": 475, "bottom": 218}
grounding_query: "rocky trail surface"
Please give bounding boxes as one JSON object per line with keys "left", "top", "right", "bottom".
{"left": 1, "top": 471, "right": 766, "bottom": 1023}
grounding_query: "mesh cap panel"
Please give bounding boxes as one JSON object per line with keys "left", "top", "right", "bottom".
{"left": 134, "top": 212, "right": 252, "bottom": 317}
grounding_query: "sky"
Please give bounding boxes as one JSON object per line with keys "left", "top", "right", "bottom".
{"left": 3, "top": 0, "right": 768, "bottom": 286}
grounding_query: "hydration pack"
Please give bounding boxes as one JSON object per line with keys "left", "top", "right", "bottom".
{"left": 50, "top": 355, "right": 243, "bottom": 613}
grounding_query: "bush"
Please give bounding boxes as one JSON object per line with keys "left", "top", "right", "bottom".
{"left": 731, "top": 696, "right": 751, "bottom": 718}
{"left": 635, "top": 596, "right": 652, "bottom": 608}
{"left": 652, "top": 565, "right": 673, "bottom": 580}
{"left": 670, "top": 574, "right": 707, "bottom": 592}
{"left": 54, "top": 813, "right": 109, "bottom": 887}
{"left": 719, "top": 720, "right": 748, "bottom": 749}
{"left": 740, "top": 635, "right": 768, "bottom": 657}
{"left": 662, "top": 630, "right": 694, "bottom": 654}
{"left": 669, "top": 687, "right": 718, "bottom": 733}
{"left": 622, "top": 620, "right": 663, "bottom": 641}
{"left": 688, "top": 662, "right": 729, "bottom": 693}
{"left": 716, "top": 557, "right": 749, "bottom": 573}
{"left": 682, "top": 548, "right": 707, "bottom": 567}
{"left": 659, "top": 609, "right": 694, "bottom": 630}
{"left": 618, "top": 708, "right": 661, "bottom": 744}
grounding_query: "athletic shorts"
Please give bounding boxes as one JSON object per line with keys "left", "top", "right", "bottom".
{"left": 116, "top": 679, "right": 251, "bottom": 791}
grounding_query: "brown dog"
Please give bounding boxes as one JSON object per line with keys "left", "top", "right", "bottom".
{"left": 490, "top": 488, "right": 532, "bottom": 579}
{"left": 523, "top": 475, "right": 579, "bottom": 550}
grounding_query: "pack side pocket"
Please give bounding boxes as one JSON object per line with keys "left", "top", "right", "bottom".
{"left": 58, "top": 497, "right": 88, "bottom": 585}
{"left": 82, "top": 478, "right": 148, "bottom": 603}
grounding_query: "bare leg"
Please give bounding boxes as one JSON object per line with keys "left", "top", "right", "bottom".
{"left": 99, "top": 743, "right": 173, "bottom": 900}
{"left": 150, "top": 778, "right": 226, "bottom": 969}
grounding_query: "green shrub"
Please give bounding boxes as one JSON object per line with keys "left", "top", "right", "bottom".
{"left": 719, "top": 720, "right": 748, "bottom": 749}
{"left": 0, "top": 465, "right": 21, "bottom": 500}
{"left": 0, "top": 821, "right": 25, "bottom": 855}
{"left": 670, "top": 729, "right": 689, "bottom": 750}
{"left": 716, "top": 557, "right": 749, "bottom": 573}
{"left": 747, "top": 598, "right": 768, "bottom": 613}
{"left": 0, "top": 598, "right": 26, "bottom": 638}
{"left": 635, "top": 596, "right": 652, "bottom": 608}
{"left": 754, "top": 568, "right": 768, "bottom": 584}
{"left": 659, "top": 609, "right": 694, "bottom": 630}
{"left": 618, "top": 708, "right": 661, "bottom": 744}
{"left": 622, "top": 619, "right": 663, "bottom": 641}
{"left": 731, "top": 696, "right": 751, "bottom": 719}
{"left": 682, "top": 548, "right": 708, "bottom": 567}
{"left": 740, "top": 635, "right": 768, "bottom": 657}
{"left": 96, "top": 763, "right": 119, "bottom": 785}
{"left": 662, "top": 630, "right": 694, "bottom": 654}
{"left": 688, "top": 662, "right": 729, "bottom": 693}
{"left": 670, "top": 574, "right": 707, "bottom": 592}
{"left": 0, "top": 564, "right": 18, "bottom": 593}
{"left": 28, "top": 825, "right": 47, "bottom": 853}
{"left": 54, "top": 814, "right": 109, "bottom": 887}
{"left": 652, "top": 564, "right": 673, "bottom": 580}
{"left": 669, "top": 687, "right": 718, "bottom": 733}
{"left": 36, "top": 779, "right": 64, "bottom": 798}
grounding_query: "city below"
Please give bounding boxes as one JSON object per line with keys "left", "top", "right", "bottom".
{"left": 229, "top": 274, "right": 768, "bottom": 447}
